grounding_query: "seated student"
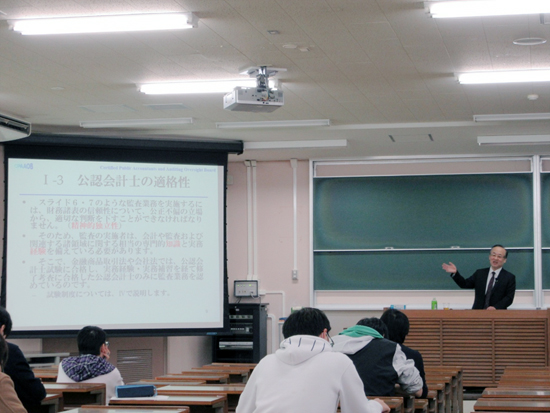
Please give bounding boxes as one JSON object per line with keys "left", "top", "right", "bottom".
{"left": 333, "top": 317, "right": 423, "bottom": 397}
{"left": 0, "top": 307, "right": 46, "bottom": 411}
{"left": 236, "top": 307, "right": 390, "bottom": 413}
{"left": 57, "top": 326, "right": 123, "bottom": 401}
{"left": 0, "top": 334, "right": 27, "bottom": 413}
{"left": 381, "top": 309, "right": 428, "bottom": 399}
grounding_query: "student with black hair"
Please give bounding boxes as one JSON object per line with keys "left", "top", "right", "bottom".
{"left": 0, "top": 306, "right": 45, "bottom": 411}
{"left": 57, "top": 326, "right": 123, "bottom": 401}
{"left": 333, "top": 317, "right": 423, "bottom": 398}
{"left": 236, "top": 307, "right": 389, "bottom": 413}
{"left": 381, "top": 309, "right": 428, "bottom": 398}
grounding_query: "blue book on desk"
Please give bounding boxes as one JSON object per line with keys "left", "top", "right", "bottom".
{"left": 115, "top": 384, "right": 157, "bottom": 398}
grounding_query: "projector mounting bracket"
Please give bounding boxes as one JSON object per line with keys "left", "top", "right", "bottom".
{"left": 240, "top": 66, "right": 287, "bottom": 92}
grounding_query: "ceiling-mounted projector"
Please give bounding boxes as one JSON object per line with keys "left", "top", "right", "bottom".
{"left": 224, "top": 87, "right": 284, "bottom": 112}
{"left": 0, "top": 113, "right": 31, "bottom": 141}
{"left": 223, "top": 66, "right": 285, "bottom": 112}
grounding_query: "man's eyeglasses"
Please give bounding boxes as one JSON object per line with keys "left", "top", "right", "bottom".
{"left": 326, "top": 331, "right": 334, "bottom": 347}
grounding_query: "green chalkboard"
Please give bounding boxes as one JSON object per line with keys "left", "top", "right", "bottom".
{"left": 540, "top": 173, "right": 550, "bottom": 289}
{"left": 313, "top": 173, "right": 533, "bottom": 290}
{"left": 314, "top": 249, "right": 534, "bottom": 290}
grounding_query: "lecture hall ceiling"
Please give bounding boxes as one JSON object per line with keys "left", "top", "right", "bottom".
{"left": 1, "top": 0, "right": 550, "bottom": 161}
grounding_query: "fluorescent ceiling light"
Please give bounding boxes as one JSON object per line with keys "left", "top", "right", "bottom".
{"left": 216, "top": 119, "right": 330, "bottom": 129}
{"left": 478, "top": 135, "right": 550, "bottom": 145}
{"left": 140, "top": 79, "right": 277, "bottom": 95}
{"left": 10, "top": 12, "right": 197, "bottom": 35}
{"left": 474, "top": 113, "right": 550, "bottom": 122}
{"left": 458, "top": 69, "right": 550, "bottom": 84}
{"left": 244, "top": 139, "right": 347, "bottom": 150}
{"left": 426, "top": 0, "right": 550, "bottom": 18}
{"left": 80, "top": 117, "right": 193, "bottom": 128}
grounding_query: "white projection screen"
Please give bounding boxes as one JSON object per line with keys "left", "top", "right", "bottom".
{"left": 2, "top": 135, "right": 242, "bottom": 337}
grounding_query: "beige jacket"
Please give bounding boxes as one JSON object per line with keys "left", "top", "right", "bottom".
{"left": 0, "top": 372, "right": 27, "bottom": 413}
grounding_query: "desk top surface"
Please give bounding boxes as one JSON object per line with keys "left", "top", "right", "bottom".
{"left": 110, "top": 394, "right": 227, "bottom": 406}
{"left": 156, "top": 385, "right": 244, "bottom": 393}
{"left": 35, "top": 372, "right": 58, "bottom": 379}
{"left": 209, "top": 363, "right": 256, "bottom": 367}
{"left": 132, "top": 381, "right": 207, "bottom": 387}
{"left": 159, "top": 374, "right": 229, "bottom": 380}
{"left": 43, "top": 393, "right": 63, "bottom": 401}
{"left": 66, "top": 409, "right": 189, "bottom": 413}
{"left": 44, "top": 383, "right": 106, "bottom": 391}
{"left": 475, "top": 399, "right": 550, "bottom": 411}
{"left": 484, "top": 388, "right": 550, "bottom": 397}
{"left": 194, "top": 367, "right": 250, "bottom": 373}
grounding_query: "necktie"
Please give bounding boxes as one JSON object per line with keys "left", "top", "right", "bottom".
{"left": 484, "top": 271, "right": 496, "bottom": 309}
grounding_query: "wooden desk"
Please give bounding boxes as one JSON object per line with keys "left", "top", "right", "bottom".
{"left": 403, "top": 310, "right": 550, "bottom": 387}
{"left": 133, "top": 380, "right": 208, "bottom": 387}
{"left": 414, "top": 399, "right": 433, "bottom": 413}
{"left": 155, "top": 385, "right": 244, "bottom": 394}
{"left": 498, "top": 381, "right": 550, "bottom": 390}
{"left": 426, "top": 390, "right": 439, "bottom": 413}
{"left": 156, "top": 385, "right": 244, "bottom": 411}
{"left": 109, "top": 395, "right": 228, "bottom": 413}
{"left": 338, "top": 398, "right": 403, "bottom": 413}
{"left": 28, "top": 393, "right": 63, "bottom": 413}
{"left": 157, "top": 375, "right": 229, "bottom": 384}
{"left": 44, "top": 382, "right": 106, "bottom": 409}
{"left": 426, "top": 382, "right": 446, "bottom": 413}
{"left": 198, "top": 366, "right": 252, "bottom": 373}
{"left": 209, "top": 363, "right": 256, "bottom": 371}
{"left": 426, "top": 374, "right": 453, "bottom": 413}
{"left": 474, "top": 399, "right": 550, "bottom": 411}
{"left": 391, "top": 393, "right": 414, "bottom": 413}
{"left": 193, "top": 367, "right": 251, "bottom": 383}
{"left": 483, "top": 388, "right": 550, "bottom": 398}
{"left": 27, "top": 353, "right": 69, "bottom": 367}
{"left": 426, "top": 367, "right": 463, "bottom": 413}
{"left": 69, "top": 408, "right": 189, "bottom": 413}
{"left": 504, "top": 367, "right": 550, "bottom": 375}
{"left": 418, "top": 393, "right": 438, "bottom": 413}
{"left": 415, "top": 399, "right": 430, "bottom": 413}
{"left": 188, "top": 369, "right": 249, "bottom": 384}
{"left": 34, "top": 371, "right": 58, "bottom": 382}
{"left": 376, "top": 397, "right": 405, "bottom": 413}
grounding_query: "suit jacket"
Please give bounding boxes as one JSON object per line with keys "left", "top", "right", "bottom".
{"left": 451, "top": 267, "right": 516, "bottom": 309}
{"left": 4, "top": 342, "right": 46, "bottom": 410}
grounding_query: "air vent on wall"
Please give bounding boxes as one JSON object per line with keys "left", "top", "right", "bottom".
{"left": 389, "top": 134, "right": 433, "bottom": 143}
{"left": 117, "top": 349, "right": 153, "bottom": 383}
{"left": 144, "top": 103, "right": 188, "bottom": 110}
{"left": 116, "top": 349, "right": 153, "bottom": 383}
{"left": 80, "top": 104, "right": 135, "bottom": 113}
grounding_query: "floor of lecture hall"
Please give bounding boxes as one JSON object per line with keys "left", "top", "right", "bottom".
{"left": 464, "top": 400, "right": 475, "bottom": 413}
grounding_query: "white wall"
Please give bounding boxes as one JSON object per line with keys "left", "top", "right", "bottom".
{"left": 225, "top": 160, "right": 311, "bottom": 315}
{"left": 166, "top": 336, "right": 212, "bottom": 372}
{"left": 167, "top": 159, "right": 312, "bottom": 366}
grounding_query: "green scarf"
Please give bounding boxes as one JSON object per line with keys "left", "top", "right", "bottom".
{"left": 339, "top": 325, "right": 384, "bottom": 339}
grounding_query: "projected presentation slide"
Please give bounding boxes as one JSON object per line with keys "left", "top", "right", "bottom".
{"left": 6, "top": 158, "right": 224, "bottom": 331}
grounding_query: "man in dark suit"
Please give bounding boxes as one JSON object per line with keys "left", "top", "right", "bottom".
{"left": 442, "top": 245, "right": 516, "bottom": 310}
